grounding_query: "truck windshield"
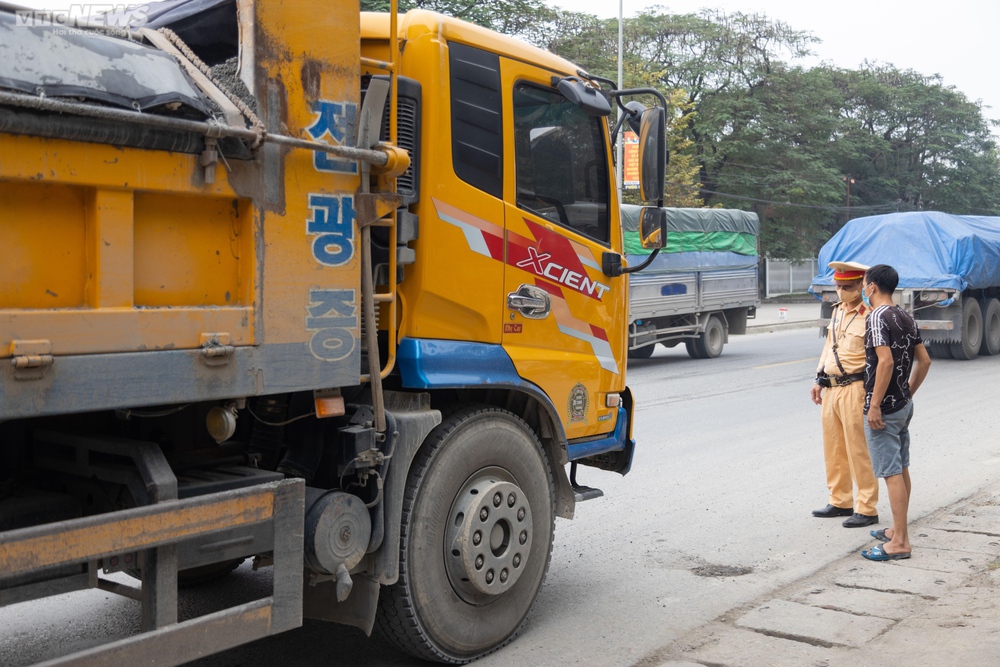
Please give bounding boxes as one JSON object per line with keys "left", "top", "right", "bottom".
{"left": 513, "top": 82, "right": 610, "bottom": 244}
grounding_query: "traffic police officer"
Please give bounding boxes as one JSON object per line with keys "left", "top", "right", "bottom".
{"left": 810, "top": 260, "right": 879, "bottom": 527}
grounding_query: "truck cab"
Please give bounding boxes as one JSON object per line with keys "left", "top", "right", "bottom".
{"left": 361, "top": 11, "right": 632, "bottom": 447}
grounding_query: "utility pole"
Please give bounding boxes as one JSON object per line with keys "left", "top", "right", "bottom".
{"left": 842, "top": 175, "right": 854, "bottom": 222}
{"left": 616, "top": 0, "right": 623, "bottom": 194}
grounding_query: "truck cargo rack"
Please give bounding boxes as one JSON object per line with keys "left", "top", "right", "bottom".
{"left": 0, "top": 479, "right": 304, "bottom": 666}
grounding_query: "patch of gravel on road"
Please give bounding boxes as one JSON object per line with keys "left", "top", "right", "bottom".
{"left": 692, "top": 564, "right": 754, "bottom": 578}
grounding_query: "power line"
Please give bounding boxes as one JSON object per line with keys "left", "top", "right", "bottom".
{"left": 664, "top": 180, "right": 902, "bottom": 212}
{"left": 712, "top": 160, "right": 843, "bottom": 182}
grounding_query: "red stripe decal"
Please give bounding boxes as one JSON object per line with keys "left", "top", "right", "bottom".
{"left": 534, "top": 279, "right": 564, "bottom": 299}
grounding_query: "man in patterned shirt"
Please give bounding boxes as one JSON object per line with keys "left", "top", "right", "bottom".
{"left": 860, "top": 264, "right": 932, "bottom": 561}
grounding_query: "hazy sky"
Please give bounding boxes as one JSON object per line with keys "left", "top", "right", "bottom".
{"left": 549, "top": 0, "right": 1000, "bottom": 123}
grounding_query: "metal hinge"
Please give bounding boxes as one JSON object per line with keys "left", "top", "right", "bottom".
{"left": 9, "top": 339, "right": 53, "bottom": 381}
{"left": 200, "top": 333, "right": 234, "bottom": 366}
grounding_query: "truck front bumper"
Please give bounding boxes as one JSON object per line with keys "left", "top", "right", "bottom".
{"left": 566, "top": 387, "right": 636, "bottom": 475}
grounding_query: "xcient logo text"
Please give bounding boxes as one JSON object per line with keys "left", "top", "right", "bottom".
{"left": 516, "top": 247, "right": 610, "bottom": 299}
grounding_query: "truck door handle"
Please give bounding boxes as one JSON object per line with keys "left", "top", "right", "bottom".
{"left": 507, "top": 284, "right": 551, "bottom": 319}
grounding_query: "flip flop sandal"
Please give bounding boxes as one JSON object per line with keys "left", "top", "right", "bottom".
{"left": 862, "top": 544, "right": 911, "bottom": 561}
{"left": 870, "top": 528, "right": 891, "bottom": 542}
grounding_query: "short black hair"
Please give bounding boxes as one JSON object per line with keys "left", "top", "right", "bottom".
{"left": 865, "top": 264, "right": 898, "bottom": 295}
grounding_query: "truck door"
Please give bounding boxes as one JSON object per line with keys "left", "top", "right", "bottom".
{"left": 500, "top": 62, "right": 628, "bottom": 440}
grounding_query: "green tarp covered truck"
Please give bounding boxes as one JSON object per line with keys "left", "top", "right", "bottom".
{"left": 623, "top": 206, "right": 760, "bottom": 359}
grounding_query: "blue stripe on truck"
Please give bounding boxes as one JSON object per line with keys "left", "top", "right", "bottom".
{"left": 396, "top": 338, "right": 523, "bottom": 388}
{"left": 566, "top": 406, "right": 631, "bottom": 461}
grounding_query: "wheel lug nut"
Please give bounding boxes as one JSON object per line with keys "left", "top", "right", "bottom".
{"left": 517, "top": 508, "right": 525, "bottom": 521}
{"left": 473, "top": 531, "right": 482, "bottom": 546}
{"left": 507, "top": 493, "right": 516, "bottom": 507}
{"left": 486, "top": 569, "right": 494, "bottom": 584}
{"left": 513, "top": 554, "right": 521, "bottom": 567}
{"left": 519, "top": 530, "right": 527, "bottom": 545}
{"left": 480, "top": 507, "right": 489, "bottom": 521}
{"left": 500, "top": 569, "right": 508, "bottom": 583}
{"left": 493, "top": 492, "right": 502, "bottom": 507}
{"left": 475, "top": 555, "right": 484, "bottom": 570}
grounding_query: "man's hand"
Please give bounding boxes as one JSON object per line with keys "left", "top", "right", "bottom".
{"left": 868, "top": 404, "right": 884, "bottom": 430}
{"left": 811, "top": 384, "right": 823, "bottom": 405}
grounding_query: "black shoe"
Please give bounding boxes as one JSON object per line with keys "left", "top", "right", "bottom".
{"left": 842, "top": 513, "right": 879, "bottom": 528}
{"left": 812, "top": 504, "right": 854, "bottom": 518}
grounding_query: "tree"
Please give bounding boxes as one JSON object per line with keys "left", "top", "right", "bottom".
{"left": 833, "top": 64, "right": 1000, "bottom": 216}
{"left": 702, "top": 66, "right": 849, "bottom": 258}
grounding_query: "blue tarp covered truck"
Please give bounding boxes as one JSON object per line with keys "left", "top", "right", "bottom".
{"left": 810, "top": 211, "right": 1000, "bottom": 360}
{"left": 622, "top": 205, "right": 760, "bottom": 359}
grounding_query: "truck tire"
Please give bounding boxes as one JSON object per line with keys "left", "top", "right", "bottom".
{"left": 684, "top": 339, "right": 701, "bottom": 359}
{"left": 376, "top": 406, "right": 555, "bottom": 663}
{"left": 176, "top": 559, "right": 246, "bottom": 586}
{"left": 628, "top": 343, "right": 655, "bottom": 359}
{"left": 949, "top": 297, "right": 983, "bottom": 360}
{"left": 694, "top": 315, "right": 725, "bottom": 359}
{"left": 927, "top": 342, "right": 952, "bottom": 359}
{"left": 980, "top": 297, "right": 1000, "bottom": 356}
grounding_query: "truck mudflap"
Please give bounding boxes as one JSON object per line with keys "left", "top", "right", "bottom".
{"left": 0, "top": 479, "right": 305, "bottom": 667}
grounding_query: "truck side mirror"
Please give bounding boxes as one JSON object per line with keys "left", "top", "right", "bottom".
{"left": 555, "top": 77, "right": 612, "bottom": 117}
{"left": 637, "top": 107, "right": 666, "bottom": 203}
{"left": 639, "top": 207, "right": 667, "bottom": 250}
{"left": 602, "top": 251, "right": 623, "bottom": 278}
{"left": 624, "top": 100, "right": 646, "bottom": 134}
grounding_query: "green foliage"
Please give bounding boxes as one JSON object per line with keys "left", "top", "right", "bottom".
{"left": 832, "top": 64, "right": 1000, "bottom": 216}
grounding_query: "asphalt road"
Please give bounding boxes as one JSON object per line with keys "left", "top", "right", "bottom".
{"left": 2, "top": 328, "right": 998, "bottom": 667}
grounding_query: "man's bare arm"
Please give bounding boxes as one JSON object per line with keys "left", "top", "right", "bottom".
{"left": 909, "top": 342, "right": 931, "bottom": 395}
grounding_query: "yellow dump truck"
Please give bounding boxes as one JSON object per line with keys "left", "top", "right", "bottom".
{"left": 0, "top": 1, "right": 668, "bottom": 662}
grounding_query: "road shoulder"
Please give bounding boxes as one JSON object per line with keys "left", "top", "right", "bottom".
{"left": 646, "top": 489, "right": 1000, "bottom": 666}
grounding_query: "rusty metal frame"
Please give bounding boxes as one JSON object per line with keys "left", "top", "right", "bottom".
{"left": 32, "top": 430, "right": 177, "bottom": 508}
{"left": 0, "top": 479, "right": 305, "bottom": 666}
{"left": 358, "top": 0, "right": 401, "bottom": 392}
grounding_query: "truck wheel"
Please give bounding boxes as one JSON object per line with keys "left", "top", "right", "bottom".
{"left": 684, "top": 339, "right": 703, "bottom": 359}
{"left": 927, "top": 342, "right": 952, "bottom": 359}
{"left": 694, "top": 316, "right": 725, "bottom": 359}
{"left": 628, "top": 343, "right": 655, "bottom": 359}
{"left": 980, "top": 297, "right": 1000, "bottom": 356}
{"left": 177, "top": 559, "right": 246, "bottom": 586}
{"left": 949, "top": 297, "right": 983, "bottom": 360}
{"left": 376, "top": 406, "right": 555, "bottom": 663}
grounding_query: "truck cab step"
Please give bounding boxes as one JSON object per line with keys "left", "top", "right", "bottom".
{"left": 572, "top": 485, "right": 604, "bottom": 502}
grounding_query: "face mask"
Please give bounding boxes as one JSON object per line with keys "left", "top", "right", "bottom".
{"left": 862, "top": 284, "right": 872, "bottom": 308}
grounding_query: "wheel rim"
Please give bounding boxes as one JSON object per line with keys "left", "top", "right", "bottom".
{"left": 707, "top": 321, "right": 724, "bottom": 355}
{"left": 969, "top": 310, "right": 982, "bottom": 349}
{"left": 445, "top": 466, "right": 533, "bottom": 603}
{"left": 377, "top": 409, "right": 555, "bottom": 662}
{"left": 709, "top": 327, "right": 721, "bottom": 350}
{"left": 985, "top": 306, "right": 1000, "bottom": 349}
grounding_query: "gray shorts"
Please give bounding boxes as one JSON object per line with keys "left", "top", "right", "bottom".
{"left": 865, "top": 401, "right": 914, "bottom": 478}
